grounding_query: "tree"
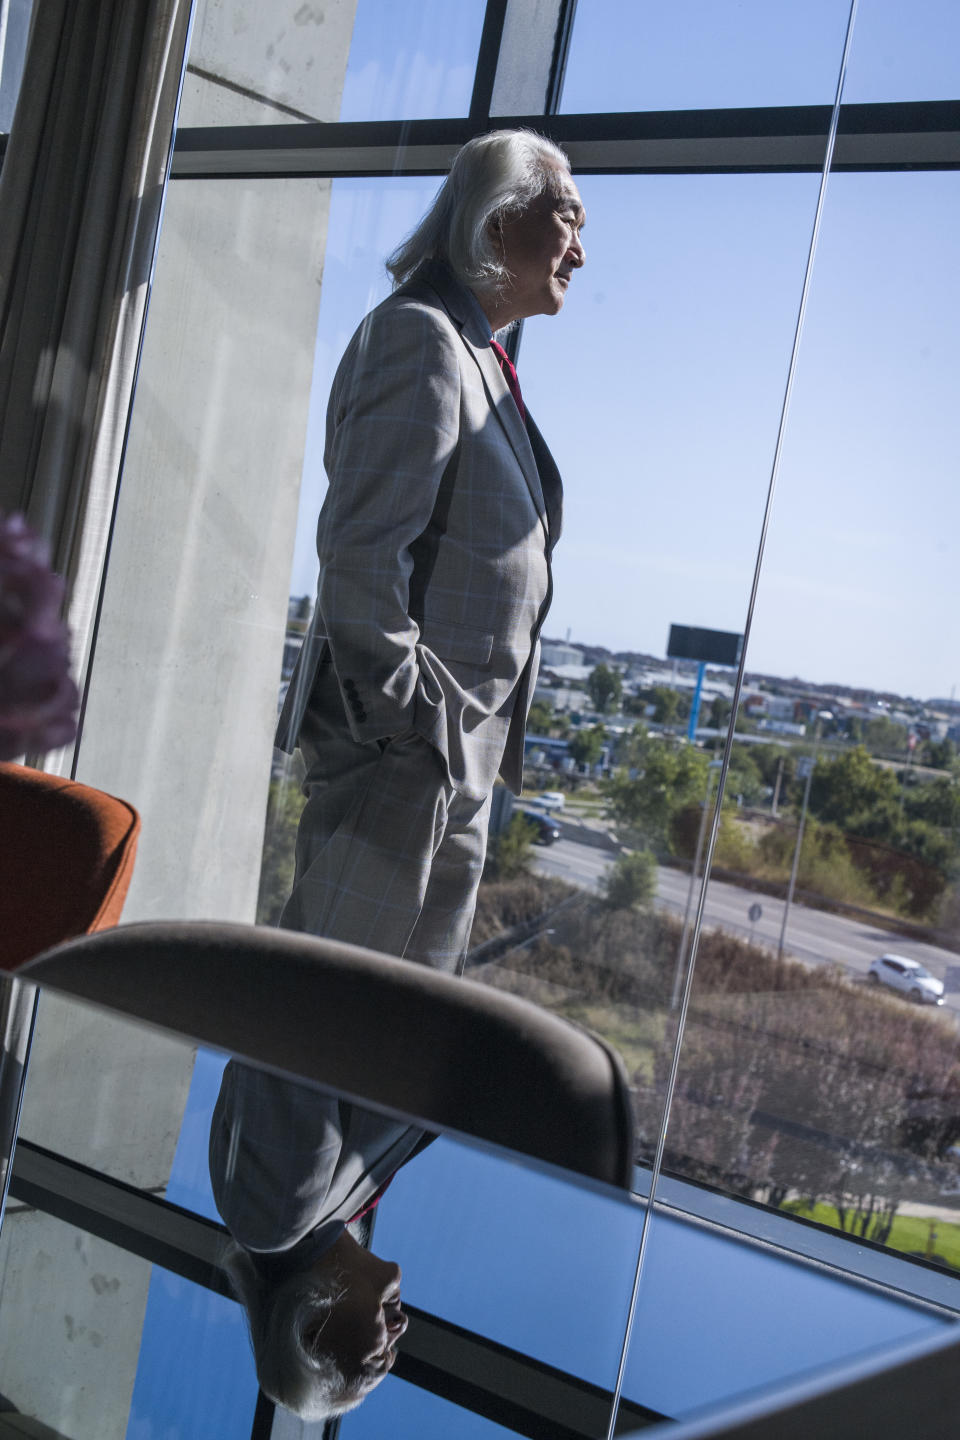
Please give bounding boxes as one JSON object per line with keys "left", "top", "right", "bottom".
{"left": 567, "top": 723, "right": 606, "bottom": 768}
{"left": 551, "top": 710, "right": 572, "bottom": 739}
{"left": 586, "top": 662, "right": 623, "bottom": 714}
{"left": 603, "top": 734, "right": 709, "bottom": 853}
{"left": 923, "top": 736, "right": 956, "bottom": 771}
{"left": 526, "top": 699, "right": 556, "bottom": 735}
{"left": 724, "top": 748, "right": 765, "bottom": 808}
{"left": 637, "top": 684, "right": 692, "bottom": 725}
{"left": 485, "top": 813, "right": 536, "bottom": 880}
{"left": 808, "top": 745, "right": 900, "bottom": 838}
{"left": 708, "top": 694, "right": 732, "bottom": 731}
{"left": 602, "top": 850, "right": 658, "bottom": 910}
{"left": 903, "top": 775, "right": 960, "bottom": 830}
{"left": 256, "top": 774, "right": 307, "bottom": 924}
{"left": 863, "top": 715, "right": 910, "bottom": 756}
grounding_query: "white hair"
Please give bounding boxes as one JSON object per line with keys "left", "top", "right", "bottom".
{"left": 224, "top": 1243, "right": 365, "bottom": 1422}
{"left": 386, "top": 128, "right": 572, "bottom": 291}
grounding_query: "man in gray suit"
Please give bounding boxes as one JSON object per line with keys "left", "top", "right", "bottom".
{"left": 276, "top": 129, "right": 586, "bottom": 971}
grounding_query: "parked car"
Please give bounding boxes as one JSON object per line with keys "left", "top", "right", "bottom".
{"left": 534, "top": 791, "right": 565, "bottom": 812}
{"left": 517, "top": 808, "right": 561, "bottom": 845}
{"left": 867, "top": 953, "right": 944, "bottom": 1005}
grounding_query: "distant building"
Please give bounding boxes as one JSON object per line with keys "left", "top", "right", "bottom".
{"left": 745, "top": 693, "right": 804, "bottom": 723}
{"left": 532, "top": 682, "right": 591, "bottom": 713}
{"left": 541, "top": 641, "right": 584, "bottom": 668}
{"left": 757, "top": 718, "right": 807, "bottom": 737}
{"left": 287, "top": 594, "right": 313, "bottom": 625}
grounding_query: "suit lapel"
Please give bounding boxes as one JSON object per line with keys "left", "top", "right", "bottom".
{"left": 526, "top": 412, "right": 563, "bottom": 548}
{"left": 411, "top": 262, "right": 549, "bottom": 539}
{"left": 465, "top": 337, "right": 550, "bottom": 538}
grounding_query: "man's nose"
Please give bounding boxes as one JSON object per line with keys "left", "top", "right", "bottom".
{"left": 569, "top": 234, "right": 585, "bottom": 266}
{"left": 379, "top": 1259, "right": 402, "bottom": 1294}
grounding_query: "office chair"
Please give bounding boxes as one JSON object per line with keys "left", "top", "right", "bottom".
{"left": 22, "top": 919, "right": 636, "bottom": 1188}
{"left": 0, "top": 762, "right": 140, "bottom": 971}
{"left": 0, "top": 761, "right": 140, "bottom": 1220}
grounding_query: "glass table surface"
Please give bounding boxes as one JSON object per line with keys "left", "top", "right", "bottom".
{"left": 1, "top": 989, "right": 956, "bottom": 1440}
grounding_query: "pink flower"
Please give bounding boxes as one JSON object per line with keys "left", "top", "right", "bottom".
{"left": 0, "top": 514, "right": 79, "bottom": 760}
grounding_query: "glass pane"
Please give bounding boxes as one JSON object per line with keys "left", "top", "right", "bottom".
{"left": 612, "top": 1203, "right": 946, "bottom": 1422}
{"left": 17, "top": 993, "right": 198, "bottom": 1192}
{"left": 4, "top": 1003, "right": 954, "bottom": 1437}
{"left": 338, "top": 0, "right": 487, "bottom": 122}
{"left": 560, "top": 0, "right": 852, "bottom": 113}
{"left": 662, "top": 169, "right": 960, "bottom": 1282}
{"left": 19, "top": 174, "right": 335, "bottom": 1174}
{"left": 253, "top": 170, "right": 819, "bottom": 1211}
{"left": 0, "top": 1210, "right": 256, "bottom": 1440}
{"left": 842, "top": 0, "right": 960, "bottom": 103}
{"left": 285, "top": 176, "right": 440, "bottom": 627}
{"left": 72, "top": 175, "right": 331, "bottom": 927}
{"left": 491, "top": 170, "right": 819, "bottom": 1178}
{"left": 7, "top": 1002, "right": 644, "bottom": 1436}
{"left": 373, "top": 1137, "right": 642, "bottom": 1383}
{"left": 179, "top": 0, "right": 487, "bottom": 128}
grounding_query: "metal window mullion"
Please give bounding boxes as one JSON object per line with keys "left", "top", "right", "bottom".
{"left": 469, "top": 0, "right": 509, "bottom": 120}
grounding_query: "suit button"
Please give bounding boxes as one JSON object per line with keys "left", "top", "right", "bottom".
{"left": 343, "top": 678, "right": 357, "bottom": 694}
{"left": 356, "top": 708, "right": 367, "bottom": 722}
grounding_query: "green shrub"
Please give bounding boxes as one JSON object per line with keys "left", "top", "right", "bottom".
{"left": 485, "top": 814, "right": 536, "bottom": 880}
{"left": 713, "top": 815, "right": 757, "bottom": 871}
{"left": 602, "top": 850, "right": 658, "bottom": 910}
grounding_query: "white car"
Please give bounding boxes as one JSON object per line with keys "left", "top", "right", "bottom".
{"left": 534, "top": 791, "right": 565, "bottom": 812}
{"left": 868, "top": 953, "right": 944, "bottom": 1006}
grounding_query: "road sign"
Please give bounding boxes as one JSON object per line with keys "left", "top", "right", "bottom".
{"left": 796, "top": 757, "right": 814, "bottom": 779}
{"left": 748, "top": 902, "right": 763, "bottom": 923}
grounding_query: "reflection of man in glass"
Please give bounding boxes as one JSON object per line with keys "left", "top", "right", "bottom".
{"left": 275, "top": 128, "right": 586, "bottom": 972}
{"left": 210, "top": 1060, "right": 430, "bottom": 1419}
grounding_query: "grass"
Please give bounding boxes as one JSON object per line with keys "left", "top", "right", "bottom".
{"left": 784, "top": 1199, "right": 960, "bottom": 1270}
{"left": 549, "top": 999, "right": 666, "bottom": 1083}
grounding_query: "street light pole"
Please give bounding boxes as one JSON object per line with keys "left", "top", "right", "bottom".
{"left": 777, "top": 710, "right": 831, "bottom": 962}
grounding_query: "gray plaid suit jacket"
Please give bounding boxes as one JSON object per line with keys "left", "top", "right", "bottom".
{"left": 276, "top": 260, "right": 562, "bottom": 802}
{"left": 209, "top": 1061, "right": 427, "bottom": 1270}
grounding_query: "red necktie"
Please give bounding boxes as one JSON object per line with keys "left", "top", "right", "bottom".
{"left": 349, "top": 1170, "right": 395, "bottom": 1222}
{"left": 490, "top": 339, "right": 526, "bottom": 423}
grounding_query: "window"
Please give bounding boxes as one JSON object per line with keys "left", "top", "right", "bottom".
{"left": 4, "top": 0, "right": 960, "bottom": 1435}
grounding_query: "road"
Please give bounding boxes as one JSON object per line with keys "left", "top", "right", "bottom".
{"left": 532, "top": 834, "right": 960, "bottom": 1018}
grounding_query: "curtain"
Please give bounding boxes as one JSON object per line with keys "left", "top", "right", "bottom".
{"left": 0, "top": 0, "right": 193, "bottom": 692}
{"left": 0, "top": 0, "right": 192, "bottom": 1226}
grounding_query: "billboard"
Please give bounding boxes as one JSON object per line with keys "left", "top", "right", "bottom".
{"left": 667, "top": 624, "right": 743, "bottom": 667}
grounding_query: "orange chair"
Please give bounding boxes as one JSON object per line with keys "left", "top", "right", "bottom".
{"left": 0, "top": 762, "right": 140, "bottom": 970}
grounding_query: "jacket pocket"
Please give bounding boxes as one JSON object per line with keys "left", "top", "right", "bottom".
{"left": 419, "top": 619, "right": 494, "bottom": 665}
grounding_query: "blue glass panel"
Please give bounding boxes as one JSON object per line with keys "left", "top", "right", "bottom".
{"left": 339, "top": 0, "right": 487, "bottom": 121}
{"left": 127, "top": 1271, "right": 257, "bottom": 1440}
{"left": 561, "top": 0, "right": 851, "bottom": 113}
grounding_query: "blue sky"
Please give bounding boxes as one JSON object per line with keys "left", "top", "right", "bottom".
{"left": 287, "top": 0, "right": 960, "bottom": 701}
